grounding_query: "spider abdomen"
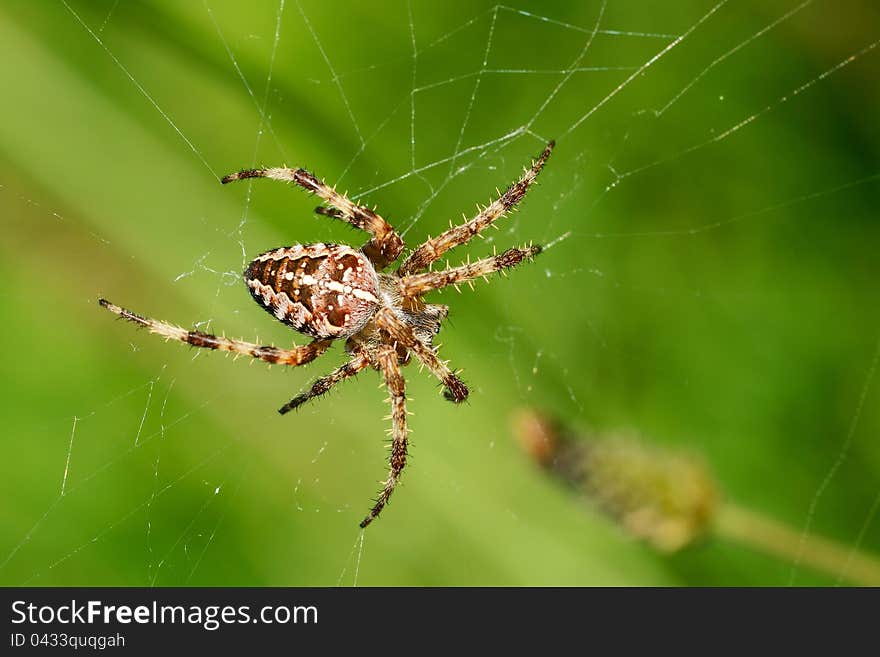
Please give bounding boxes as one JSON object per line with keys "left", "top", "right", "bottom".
{"left": 244, "top": 243, "right": 380, "bottom": 339}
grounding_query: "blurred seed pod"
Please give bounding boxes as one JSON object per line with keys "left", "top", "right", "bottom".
{"left": 513, "top": 409, "right": 717, "bottom": 552}
{"left": 513, "top": 408, "right": 880, "bottom": 586}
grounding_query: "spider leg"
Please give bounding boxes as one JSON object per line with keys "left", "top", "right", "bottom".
{"left": 398, "top": 245, "right": 541, "bottom": 297}
{"left": 361, "top": 345, "right": 408, "bottom": 528}
{"left": 278, "top": 352, "right": 370, "bottom": 415}
{"left": 397, "top": 140, "right": 554, "bottom": 276}
{"left": 374, "top": 308, "right": 468, "bottom": 403}
{"left": 99, "top": 299, "right": 331, "bottom": 366}
{"left": 221, "top": 166, "right": 404, "bottom": 270}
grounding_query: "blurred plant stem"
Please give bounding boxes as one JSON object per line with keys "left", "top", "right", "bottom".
{"left": 715, "top": 503, "right": 880, "bottom": 586}
{"left": 514, "top": 409, "right": 880, "bottom": 586}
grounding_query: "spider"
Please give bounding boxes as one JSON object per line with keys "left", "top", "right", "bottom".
{"left": 99, "top": 140, "right": 554, "bottom": 527}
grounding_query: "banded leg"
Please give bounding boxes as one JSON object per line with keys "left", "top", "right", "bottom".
{"left": 398, "top": 140, "right": 554, "bottom": 276}
{"left": 374, "top": 308, "right": 468, "bottom": 403}
{"left": 398, "top": 245, "right": 541, "bottom": 297}
{"left": 278, "top": 352, "right": 370, "bottom": 415}
{"left": 221, "top": 166, "right": 404, "bottom": 269}
{"left": 361, "top": 345, "right": 408, "bottom": 528}
{"left": 99, "top": 299, "right": 331, "bottom": 366}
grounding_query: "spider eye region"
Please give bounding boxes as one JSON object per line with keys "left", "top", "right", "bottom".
{"left": 244, "top": 243, "right": 380, "bottom": 339}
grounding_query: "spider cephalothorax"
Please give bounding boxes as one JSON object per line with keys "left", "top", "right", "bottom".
{"left": 99, "top": 140, "right": 554, "bottom": 527}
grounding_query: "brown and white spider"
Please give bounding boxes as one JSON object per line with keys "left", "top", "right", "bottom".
{"left": 99, "top": 140, "right": 554, "bottom": 527}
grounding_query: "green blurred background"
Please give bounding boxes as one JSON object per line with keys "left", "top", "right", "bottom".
{"left": 1, "top": 0, "right": 878, "bottom": 586}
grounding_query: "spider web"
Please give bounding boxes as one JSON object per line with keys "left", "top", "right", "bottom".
{"left": 1, "top": 0, "right": 878, "bottom": 586}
